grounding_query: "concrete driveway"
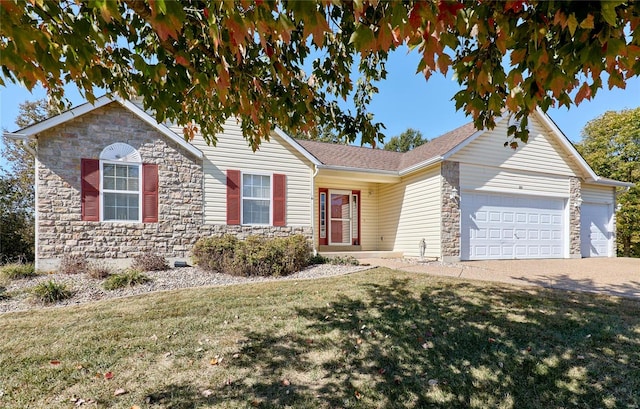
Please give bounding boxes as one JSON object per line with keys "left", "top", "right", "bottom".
{"left": 358, "top": 257, "right": 640, "bottom": 299}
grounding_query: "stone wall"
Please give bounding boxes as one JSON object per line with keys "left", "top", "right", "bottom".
{"left": 440, "top": 161, "right": 461, "bottom": 261}
{"left": 569, "top": 177, "right": 582, "bottom": 257}
{"left": 35, "top": 102, "right": 311, "bottom": 270}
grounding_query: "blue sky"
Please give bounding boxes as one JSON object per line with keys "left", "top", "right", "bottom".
{"left": 2, "top": 47, "right": 640, "bottom": 171}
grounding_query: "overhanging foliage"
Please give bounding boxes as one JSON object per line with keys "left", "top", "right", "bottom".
{"left": 2, "top": 1, "right": 639, "bottom": 148}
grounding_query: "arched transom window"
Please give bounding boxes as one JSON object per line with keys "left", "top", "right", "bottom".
{"left": 99, "top": 143, "right": 142, "bottom": 222}
{"left": 81, "top": 144, "right": 158, "bottom": 223}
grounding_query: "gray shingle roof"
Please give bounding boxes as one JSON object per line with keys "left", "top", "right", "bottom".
{"left": 296, "top": 121, "right": 478, "bottom": 173}
{"left": 399, "top": 122, "right": 477, "bottom": 170}
{"left": 296, "top": 140, "right": 403, "bottom": 171}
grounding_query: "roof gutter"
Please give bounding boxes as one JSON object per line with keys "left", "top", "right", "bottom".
{"left": 587, "top": 177, "right": 634, "bottom": 189}
{"left": 314, "top": 156, "right": 444, "bottom": 178}
{"left": 398, "top": 156, "right": 443, "bottom": 176}
{"left": 2, "top": 132, "right": 36, "bottom": 155}
{"left": 3, "top": 132, "right": 31, "bottom": 141}
{"left": 316, "top": 163, "right": 399, "bottom": 176}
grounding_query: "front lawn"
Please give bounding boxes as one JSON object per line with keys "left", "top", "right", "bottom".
{"left": 1, "top": 268, "right": 639, "bottom": 408}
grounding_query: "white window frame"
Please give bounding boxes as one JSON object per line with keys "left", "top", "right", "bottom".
{"left": 241, "top": 171, "right": 273, "bottom": 226}
{"left": 100, "top": 160, "right": 143, "bottom": 222}
{"left": 99, "top": 143, "right": 143, "bottom": 223}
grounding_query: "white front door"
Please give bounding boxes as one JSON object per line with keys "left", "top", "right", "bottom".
{"left": 580, "top": 203, "right": 612, "bottom": 257}
{"left": 461, "top": 193, "right": 565, "bottom": 260}
{"left": 329, "top": 190, "right": 352, "bottom": 245}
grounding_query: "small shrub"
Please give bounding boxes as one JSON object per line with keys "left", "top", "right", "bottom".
{"left": 103, "top": 269, "right": 150, "bottom": 290}
{"left": 132, "top": 254, "right": 169, "bottom": 272}
{"left": 192, "top": 234, "right": 239, "bottom": 272}
{"left": 58, "top": 254, "right": 88, "bottom": 275}
{"left": 193, "top": 234, "right": 312, "bottom": 277}
{"left": 87, "top": 263, "right": 111, "bottom": 279}
{"left": 31, "top": 280, "right": 72, "bottom": 304}
{"left": 327, "top": 255, "right": 360, "bottom": 266}
{"left": 0, "top": 262, "right": 37, "bottom": 280}
{"left": 306, "top": 254, "right": 359, "bottom": 266}
{"left": 308, "top": 254, "right": 328, "bottom": 265}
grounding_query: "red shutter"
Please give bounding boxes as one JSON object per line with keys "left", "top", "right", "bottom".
{"left": 226, "top": 169, "right": 241, "bottom": 225}
{"left": 142, "top": 163, "right": 159, "bottom": 223}
{"left": 273, "top": 173, "right": 286, "bottom": 226}
{"left": 81, "top": 158, "right": 100, "bottom": 221}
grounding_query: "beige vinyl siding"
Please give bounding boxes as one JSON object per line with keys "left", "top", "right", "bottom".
{"left": 180, "top": 118, "right": 313, "bottom": 226}
{"left": 451, "top": 115, "right": 582, "bottom": 177}
{"left": 314, "top": 175, "right": 380, "bottom": 251}
{"left": 460, "top": 164, "right": 570, "bottom": 197}
{"left": 378, "top": 164, "right": 441, "bottom": 258}
{"left": 582, "top": 184, "right": 615, "bottom": 204}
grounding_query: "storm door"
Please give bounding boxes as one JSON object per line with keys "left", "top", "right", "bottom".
{"left": 329, "top": 190, "right": 352, "bottom": 245}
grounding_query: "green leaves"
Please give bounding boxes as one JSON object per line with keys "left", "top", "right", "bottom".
{"left": 2, "top": 0, "right": 640, "bottom": 147}
{"left": 601, "top": 1, "right": 624, "bottom": 26}
{"left": 350, "top": 25, "right": 375, "bottom": 51}
{"left": 383, "top": 128, "right": 427, "bottom": 152}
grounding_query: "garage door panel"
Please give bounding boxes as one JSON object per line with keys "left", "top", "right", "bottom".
{"left": 488, "top": 246, "right": 501, "bottom": 257}
{"left": 501, "top": 246, "right": 512, "bottom": 256}
{"left": 581, "top": 203, "right": 612, "bottom": 257}
{"left": 514, "top": 245, "right": 527, "bottom": 257}
{"left": 462, "top": 193, "right": 565, "bottom": 260}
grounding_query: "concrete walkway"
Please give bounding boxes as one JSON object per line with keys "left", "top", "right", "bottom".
{"left": 358, "top": 257, "right": 640, "bottom": 299}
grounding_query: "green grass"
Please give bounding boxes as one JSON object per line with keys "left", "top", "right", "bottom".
{"left": 1, "top": 268, "right": 639, "bottom": 408}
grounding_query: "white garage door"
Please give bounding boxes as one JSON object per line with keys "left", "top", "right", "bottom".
{"left": 461, "top": 193, "right": 565, "bottom": 260}
{"left": 580, "top": 203, "right": 612, "bottom": 257}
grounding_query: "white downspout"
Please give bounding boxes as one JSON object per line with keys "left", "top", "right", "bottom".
{"left": 311, "top": 164, "right": 319, "bottom": 255}
{"left": 21, "top": 139, "right": 36, "bottom": 156}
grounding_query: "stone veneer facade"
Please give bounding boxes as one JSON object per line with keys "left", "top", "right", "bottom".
{"left": 440, "top": 161, "right": 461, "bottom": 261}
{"left": 569, "top": 177, "right": 582, "bottom": 257}
{"left": 35, "top": 102, "right": 311, "bottom": 270}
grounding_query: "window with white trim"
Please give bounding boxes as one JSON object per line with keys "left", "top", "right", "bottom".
{"left": 242, "top": 173, "right": 271, "bottom": 225}
{"left": 99, "top": 143, "right": 142, "bottom": 222}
